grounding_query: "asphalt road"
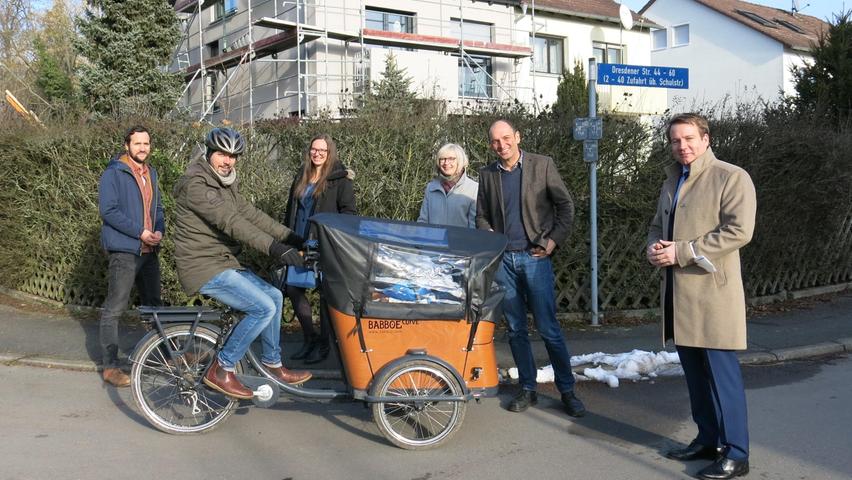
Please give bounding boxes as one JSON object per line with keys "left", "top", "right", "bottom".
{"left": 2, "top": 354, "right": 850, "bottom": 480}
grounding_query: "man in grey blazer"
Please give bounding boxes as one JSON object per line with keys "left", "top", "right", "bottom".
{"left": 476, "top": 119, "right": 585, "bottom": 417}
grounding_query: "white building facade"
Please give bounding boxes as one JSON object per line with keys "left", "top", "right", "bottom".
{"left": 171, "top": 0, "right": 667, "bottom": 122}
{"left": 640, "top": 0, "right": 827, "bottom": 110}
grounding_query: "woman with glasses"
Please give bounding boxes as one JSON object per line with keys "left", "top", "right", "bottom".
{"left": 282, "top": 134, "right": 356, "bottom": 364}
{"left": 417, "top": 143, "right": 478, "bottom": 228}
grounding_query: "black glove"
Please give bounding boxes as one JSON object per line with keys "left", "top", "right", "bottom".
{"left": 269, "top": 241, "right": 304, "bottom": 267}
{"left": 285, "top": 231, "right": 306, "bottom": 248}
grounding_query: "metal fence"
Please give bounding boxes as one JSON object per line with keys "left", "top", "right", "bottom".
{"left": 18, "top": 211, "right": 852, "bottom": 313}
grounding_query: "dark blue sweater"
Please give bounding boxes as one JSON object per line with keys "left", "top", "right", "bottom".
{"left": 500, "top": 164, "right": 529, "bottom": 251}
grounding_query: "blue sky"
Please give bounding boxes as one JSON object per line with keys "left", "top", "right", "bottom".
{"left": 31, "top": 0, "right": 846, "bottom": 22}
{"left": 619, "top": 0, "right": 846, "bottom": 22}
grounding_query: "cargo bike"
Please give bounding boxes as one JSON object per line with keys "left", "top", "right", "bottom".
{"left": 130, "top": 213, "right": 507, "bottom": 449}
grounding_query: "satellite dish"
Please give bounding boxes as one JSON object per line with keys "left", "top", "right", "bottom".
{"left": 619, "top": 4, "right": 634, "bottom": 31}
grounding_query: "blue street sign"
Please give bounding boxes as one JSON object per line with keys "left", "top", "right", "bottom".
{"left": 597, "top": 63, "right": 689, "bottom": 89}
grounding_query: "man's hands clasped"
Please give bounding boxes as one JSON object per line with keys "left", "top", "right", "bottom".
{"left": 647, "top": 240, "right": 678, "bottom": 267}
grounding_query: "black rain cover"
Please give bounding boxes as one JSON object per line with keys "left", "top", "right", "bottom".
{"left": 311, "top": 213, "right": 507, "bottom": 320}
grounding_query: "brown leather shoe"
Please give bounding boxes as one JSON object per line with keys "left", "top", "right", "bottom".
{"left": 103, "top": 368, "right": 130, "bottom": 387}
{"left": 265, "top": 365, "right": 312, "bottom": 385}
{"left": 203, "top": 361, "right": 253, "bottom": 399}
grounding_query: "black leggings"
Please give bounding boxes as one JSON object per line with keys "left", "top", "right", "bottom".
{"left": 286, "top": 285, "right": 314, "bottom": 339}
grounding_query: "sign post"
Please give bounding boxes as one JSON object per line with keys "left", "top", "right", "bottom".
{"left": 572, "top": 58, "right": 602, "bottom": 326}
{"left": 573, "top": 61, "right": 688, "bottom": 326}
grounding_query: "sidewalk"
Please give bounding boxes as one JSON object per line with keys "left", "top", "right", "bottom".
{"left": 0, "top": 290, "right": 850, "bottom": 378}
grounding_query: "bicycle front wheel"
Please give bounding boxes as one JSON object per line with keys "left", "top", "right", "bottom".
{"left": 370, "top": 359, "right": 466, "bottom": 450}
{"left": 130, "top": 324, "right": 241, "bottom": 434}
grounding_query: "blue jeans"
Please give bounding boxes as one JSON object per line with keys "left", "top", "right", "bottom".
{"left": 200, "top": 269, "right": 283, "bottom": 371}
{"left": 497, "top": 251, "right": 575, "bottom": 393}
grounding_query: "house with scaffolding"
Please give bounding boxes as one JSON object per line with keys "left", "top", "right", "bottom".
{"left": 171, "top": 0, "right": 667, "bottom": 123}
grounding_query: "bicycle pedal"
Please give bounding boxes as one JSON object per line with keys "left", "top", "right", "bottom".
{"left": 236, "top": 374, "right": 280, "bottom": 408}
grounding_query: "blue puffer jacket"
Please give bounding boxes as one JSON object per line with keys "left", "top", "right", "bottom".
{"left": 98, "top": 155, "right": 165, "bottom": 255}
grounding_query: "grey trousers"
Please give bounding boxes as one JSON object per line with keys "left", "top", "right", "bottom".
{"left": 100, "top": 251, "right": 161, "bottom": 367}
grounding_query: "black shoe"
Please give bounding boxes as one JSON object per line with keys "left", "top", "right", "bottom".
{"left": 666, "top": 441, "right": 722, "bottom": 461}
{"left": 303, "top": 339, "right": 330, "bottom": 365}
{"left": 696, "top": 457, "right": 749, "bottom": 479}
{"left": 508, "top": 390, "right": 537, "bottom": 412}
{"left": 561, "top": 391, "right": 586, "bottom": 417}
{"left": 291, "top": 335, "right": 318, "bottom": 360}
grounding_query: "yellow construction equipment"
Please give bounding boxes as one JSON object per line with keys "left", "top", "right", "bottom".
{"left": 4, "top": 90, "right": 44, "bottom": 127}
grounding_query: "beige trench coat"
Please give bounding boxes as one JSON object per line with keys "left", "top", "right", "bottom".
{"left": 647, "top": 148, "right": 757, "bottom": 350}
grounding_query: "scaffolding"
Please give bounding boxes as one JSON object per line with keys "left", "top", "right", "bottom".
{"left": 172, "top": 0, "right": 538, "bottom": 123}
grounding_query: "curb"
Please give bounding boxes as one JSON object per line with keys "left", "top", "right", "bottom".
{"left": 4, "top": 339, "right": 849, "bottom": 381}
{"left": 0, "top": 352, "right": 344, "bottom": 379}
{"left": 738, "top": 340, "right": 850, "bottom": 365}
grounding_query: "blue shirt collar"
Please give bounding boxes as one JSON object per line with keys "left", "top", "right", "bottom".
{"left": 497, "top": 150, "right": 524, "bottom": 172}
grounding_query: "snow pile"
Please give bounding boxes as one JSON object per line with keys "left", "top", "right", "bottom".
{"left": 506, "top": 350, "right": 682, "bottom": 388}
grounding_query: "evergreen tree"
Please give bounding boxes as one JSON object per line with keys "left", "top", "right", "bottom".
{"left": 793, "top": 10, "right": 852, "bottom": 121}
{"left": 371, "top": 53, "right": 416, "bottom": 102}
{"left": 33, "top": 39, "right": 75, "bottom": 104}
{"left": 33, "top": 0, "right": 78, "bottom": 107}
{"left": 39, "top": 0, "right": 77, "bottom": 79}
{"left": 553, "top": 60, "right": 588, "bottom": 119}
{"left": 360, "top": 52, "right": 417, "bottom": 115}
{"left": 75, "top": 0, "right": 182, "bottom": 116}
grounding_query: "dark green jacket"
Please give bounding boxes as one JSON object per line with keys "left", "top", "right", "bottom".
{"left": 172, "top": 159, "right": 291, "bottom": 294}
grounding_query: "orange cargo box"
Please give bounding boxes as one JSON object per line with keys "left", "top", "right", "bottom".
{"left": 329, "top": 306, "right": 499, "bottom": 393}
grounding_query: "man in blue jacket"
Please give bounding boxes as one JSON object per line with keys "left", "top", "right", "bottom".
{"left": 98, "top": 126, "right": 165, "bottom": 387}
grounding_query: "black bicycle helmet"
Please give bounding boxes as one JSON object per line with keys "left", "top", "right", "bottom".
{"left": 205, "top": 127, "right": 245, "bottom": 156}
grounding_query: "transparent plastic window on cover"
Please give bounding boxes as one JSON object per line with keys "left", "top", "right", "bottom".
{"left": 370, "top": 244, "right": 469, "bottom": 305}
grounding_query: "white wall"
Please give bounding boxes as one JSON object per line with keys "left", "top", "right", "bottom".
{"left": 511, "top": 10, "right": 666, "bottom": 114}
{"left": 782, "top": 49, "right": 812, "bottom": 97}
{"left": 644, "top": 0, "right": 790, "bottom": 110}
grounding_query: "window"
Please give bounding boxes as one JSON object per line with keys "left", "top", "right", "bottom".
{"left": 593, "top": 42, "right": 623, "bottom": 64}
{"left": 365, "top": 8, "right": 415, "bottom": 33}
{"left": 368, "top": 244, "right": 467, "bottom": 307}
{"left": 452, "top": 20, "right": 494, "bottom": 98}
{"left": 450, "top": 18, "right": 493, "bottom": 43}
{"left": 212, "top": 0, "right": 237, "bottom": 22}
{"left": 458, "top": 55, "right": 492, "bottom": 98}
{"left": 774, "top": 18, "right": 805, "bottom": 34}
{"left": 205, "top": 74, "right": 221, "bottom": 113}
{"left": 532, "top": 36, "right": 563, "bottom": 74}
{"left": 206, "top": 40, "right": 220, "bottom": 58}
{"left": 652, "top": 28, "right": 667, "bottom": 50}
{"left": 736, "top": 10, "right": 777, "bottom": 28}
{"left": 673, "top": 24, "right": 690, "bottom": 46}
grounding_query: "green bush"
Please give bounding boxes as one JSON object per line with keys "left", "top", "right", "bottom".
{"left": 1, "top": 97, "right": 850, "bottom": 314}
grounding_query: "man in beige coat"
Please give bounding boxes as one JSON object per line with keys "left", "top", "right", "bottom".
{"left": 647, "top": 113, "right": 756, "bottom": 480}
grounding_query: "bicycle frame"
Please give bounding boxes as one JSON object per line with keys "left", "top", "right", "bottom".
{"left": 137, "top": 306, "right": 350, "bottom": 400}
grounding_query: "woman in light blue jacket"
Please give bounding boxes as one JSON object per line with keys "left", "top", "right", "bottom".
{"left": 417, "top": 143, "right": 478, "bottom": 228}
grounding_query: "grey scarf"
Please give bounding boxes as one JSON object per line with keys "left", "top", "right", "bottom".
{"left": 215, "top": 168, "right": 237, "bottom": 186}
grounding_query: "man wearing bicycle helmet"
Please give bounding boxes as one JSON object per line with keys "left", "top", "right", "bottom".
{"left": 172, "top": 127, "right": 311, "bottom": 399}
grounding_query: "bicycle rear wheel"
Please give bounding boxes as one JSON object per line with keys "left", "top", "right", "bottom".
{"left": 130, "top": 324, "right": 241, "bottom": 434}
